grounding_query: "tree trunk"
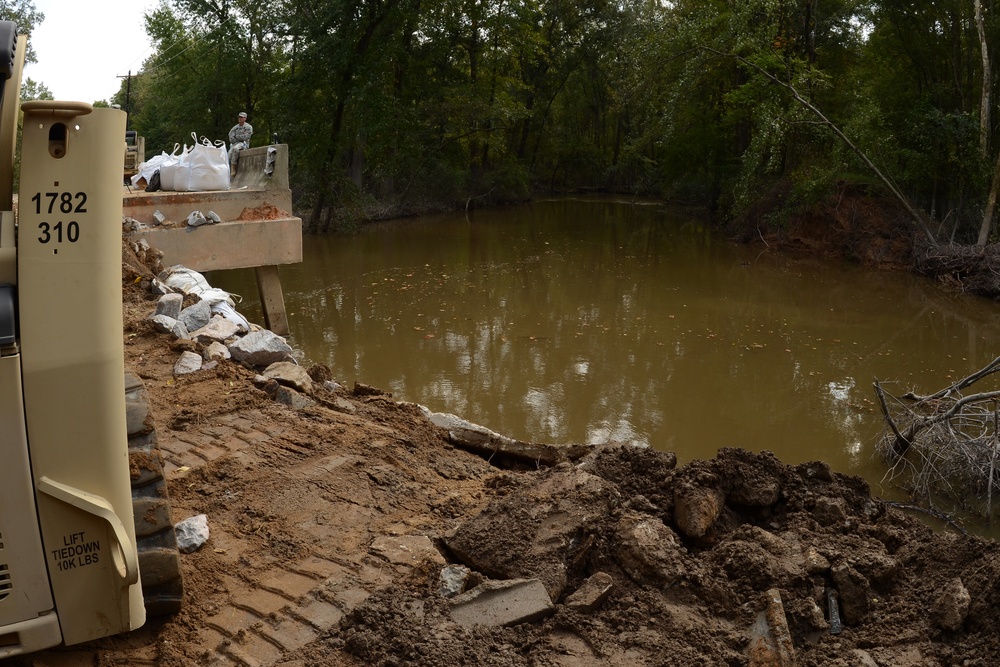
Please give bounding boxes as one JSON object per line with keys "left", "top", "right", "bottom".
{"left": 979, "top": 148, "right": 1000, "bottom": 246}
{"left": 975, "top": 0, "right": 995, "bottom": 246}
{"left": 975, "top": 0, "right": 991, "bottom": 154}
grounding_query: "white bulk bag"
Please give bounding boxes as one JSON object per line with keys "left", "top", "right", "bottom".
{"left": 175, "top": 133, "right": 230, "bottom": 192}
{"left": 130, "top": 151, "right": 172, "bottom": 188}
{"left": 158, "top": 143, "right": 186, "bottom": 191}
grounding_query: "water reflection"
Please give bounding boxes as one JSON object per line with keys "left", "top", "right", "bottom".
{"left": 211, "top": 197, "right": 1000, "bottom": 488}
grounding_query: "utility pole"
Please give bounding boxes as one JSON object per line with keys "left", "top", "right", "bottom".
{"left": 116, "top": 71, "right": 132, "bottom": 130}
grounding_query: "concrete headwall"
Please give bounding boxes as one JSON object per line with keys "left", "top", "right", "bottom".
{"left": 230, "top": 144, "right": 289, "bottom": 191}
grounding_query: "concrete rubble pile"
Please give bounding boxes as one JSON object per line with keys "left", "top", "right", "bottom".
{"left": 146, "top": 265, "right": 320, "bottom": 409}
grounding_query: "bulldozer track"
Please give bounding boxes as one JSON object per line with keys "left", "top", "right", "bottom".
{"left": 125, "top": 372, "right": 183, "bottom": 616}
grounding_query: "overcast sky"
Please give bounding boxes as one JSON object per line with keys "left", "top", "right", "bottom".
{"left": 22, "top": 0, "right": 158, "bottom": 103}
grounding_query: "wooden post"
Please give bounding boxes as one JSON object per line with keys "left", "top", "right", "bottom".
{"left": 255, "top": 265, "right": 289, "bottom": 336}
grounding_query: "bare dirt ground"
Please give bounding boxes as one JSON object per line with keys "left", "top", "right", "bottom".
{"left": 12, "top": 230, "right": 1000, "bottom": 667}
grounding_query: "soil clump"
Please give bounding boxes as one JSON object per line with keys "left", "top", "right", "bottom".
{"left": 11, "top": 232, "right": 1000, "bottom": 667}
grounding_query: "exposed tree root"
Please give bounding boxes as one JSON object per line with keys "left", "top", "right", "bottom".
{"left": 875, "top": 356, "right": 1000, "bottom": 522}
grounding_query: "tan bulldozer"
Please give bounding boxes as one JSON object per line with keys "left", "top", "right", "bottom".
{"left": 0, "top": 22, "right": 182, "bottom": 658}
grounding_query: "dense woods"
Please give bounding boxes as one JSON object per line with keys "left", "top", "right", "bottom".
{"left": 44, "top": 2, "right": 1000, "bottom": 238}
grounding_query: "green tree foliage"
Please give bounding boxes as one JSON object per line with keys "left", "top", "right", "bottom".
{"left": 0, "top": 0, "right": 43, "bottom": 64}
{"left": 19, "top": 75, "right": 50, "bottom": 100}
{"left": 116, "top": 0, "right": 1000, "bottom": 241}
{"left": 116, "top": 2, "right": 288, "bottom": 154}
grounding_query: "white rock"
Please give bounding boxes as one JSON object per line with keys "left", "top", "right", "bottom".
{"left": 439, "top": 564, "right": 471, "bottom": 598}
{"left": 174, "top": 350, "right": 203, "bottom": 375}
{"left": 175, "top": 514, "right": 209, "bottom": 553}
{"left": 203, "top": 341, "right": 231, "bottom": 361}
{"left": 263, "top": 361, "right": 313, "bottom": 393}
{"left": 229, "top": 330, "right": 294, "bottom": 366}
{"left": 191, "top": 317, "right": 242, "bottom": 344}
{"left": 179, "top": 299, "right": 212, "bottom": 332}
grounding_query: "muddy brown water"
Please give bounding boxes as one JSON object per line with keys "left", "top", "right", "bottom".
{"left": 211, "top": 196, "right": 1000, "bottom": 504}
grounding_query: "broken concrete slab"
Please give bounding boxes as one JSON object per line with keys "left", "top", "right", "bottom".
{"left": 419, "top": 406, "right": 591, "bottom": 466}
{"left": 449, "top": 579, "right": 554, "bottom": 628}
{"left": 564, "top": 572, "right": 614, "bottom": 613}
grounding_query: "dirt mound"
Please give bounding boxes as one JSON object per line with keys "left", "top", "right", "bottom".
{"left": 322, "top": 447, "right": 1000, "bottom": 666}
{"left": 238, "top": 201, "right": 290, "bottom": 221}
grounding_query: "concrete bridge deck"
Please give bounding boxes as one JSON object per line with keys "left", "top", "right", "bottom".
{"left": 126, "top": 145, "right": 302, "bottom": 335}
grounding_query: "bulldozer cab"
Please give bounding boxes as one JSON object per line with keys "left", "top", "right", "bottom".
{"left": 124, "top": 129, "right": 144, "bottom": 183}
{"left": 0, "top": 22, "right": 160, "bottom": 656}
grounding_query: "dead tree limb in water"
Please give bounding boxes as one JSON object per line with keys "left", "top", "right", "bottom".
{"left": 875, "top": 356, "right": 1000, "bottom": 522}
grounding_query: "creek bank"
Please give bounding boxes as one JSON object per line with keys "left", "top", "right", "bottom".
{"left": 741, "top": 187, "right": 1000, "bottom": 300}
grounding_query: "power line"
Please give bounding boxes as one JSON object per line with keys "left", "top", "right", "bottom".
{"left": 115, "top": 12, "right": 235, "bottom": 80}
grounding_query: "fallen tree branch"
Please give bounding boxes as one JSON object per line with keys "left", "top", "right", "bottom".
{"left": 883, "top": 501, "right": 968, "bottom": 535}
{"left": 874, "top": 379, "right": 914, "bottom": 458}
{"left": 902, "top": 355, "right": 1000, "bottom": 402}
{"left": 874, "top": 357, "right": 1000, "bottom": 523}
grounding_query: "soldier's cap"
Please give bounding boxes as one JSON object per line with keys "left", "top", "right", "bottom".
{"left": 238, "top": 112, "right": 247, "bottom": 118}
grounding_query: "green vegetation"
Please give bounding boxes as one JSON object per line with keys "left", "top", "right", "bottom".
{"left": 97, "top": 1, "right": 1000, "bottom": 239}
